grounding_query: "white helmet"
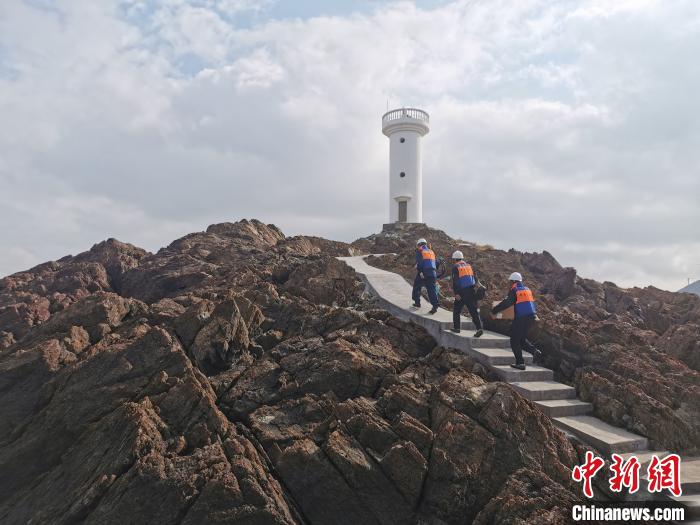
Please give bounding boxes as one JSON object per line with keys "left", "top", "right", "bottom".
{"left": 509, "top": 272, "right": 523, "bottom": 282}
{"left": 416, "top": 238, "right": 427, "bottom": 246}
{"left": 451, "top": 250, "right": 464, "bottom": 259}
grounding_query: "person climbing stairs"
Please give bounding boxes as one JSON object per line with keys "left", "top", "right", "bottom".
{"left": 339, "top": 254, "right": 700, "bottom": 511}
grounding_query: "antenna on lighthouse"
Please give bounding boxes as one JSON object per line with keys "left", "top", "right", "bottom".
{"left": 381, "top": 107, "right": 430, "bottom": 225}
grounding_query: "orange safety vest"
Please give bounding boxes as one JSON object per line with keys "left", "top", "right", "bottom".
{"left": 511, "top": 282, "right": 536, "bottom": 316}
{"left": 454, "top": 261, "right": 476, "bottom": 288}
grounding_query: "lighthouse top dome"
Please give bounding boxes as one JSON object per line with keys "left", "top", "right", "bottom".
{"left": 382, "top": 107, "right": 430, "bottom": 137}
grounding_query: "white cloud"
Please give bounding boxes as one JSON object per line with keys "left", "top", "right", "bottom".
{"left": 569, "top": 0, "right": 661, "bottom": 20}
{"left": 0, "top": 0, "right": 699, "bottom": 291}
{"left": 151, "top": 4, "right": 235, "bottom": 63}
{"left": 211, "top": 0, "right": 275, "bottom": 15}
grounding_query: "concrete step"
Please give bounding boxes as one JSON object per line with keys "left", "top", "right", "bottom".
{"left": 439, "top": 320, "right": 476, "bottom": 331}
{"left": 681, "top": 457, "right": 700, "bottom": 493}
{"left": 672, "top": 494, "right": 700, "bottom": 519}
{"left": 554, "top": 416, "right": 649, "bottom": 454}
{"left": 619, "top": 450, "right": 669, "bottom": 467}
{"left": 535, "top": 399, "right": 593, "bottom": 417}
{"left": 465, "top": 347, "right": 533, "bottom": 366}
{"left": 493, "top": 364, "right": 553, "bottom": 382}
{"left": 413, "top": 308, "right": 455, "bottom": 324}
{"left": 440, "top": 329, "right": 511, "bottom": 349}
{"left": 470, "top": 333, "right": 511, "bottom": 349}
{"left": 511, "top": 381, "right": 577, "bottom": 401}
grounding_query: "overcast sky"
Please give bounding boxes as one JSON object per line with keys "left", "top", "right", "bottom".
{"left": 1, "top": 0, "right": 699, "bottom": 291}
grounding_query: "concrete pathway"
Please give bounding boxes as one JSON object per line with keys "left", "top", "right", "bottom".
{"left": 339, "top": 255, "right": 698, "bottom": 514}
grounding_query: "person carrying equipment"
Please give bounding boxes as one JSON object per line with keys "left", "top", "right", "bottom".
{"left": 412, "top": 238, "right": 439, "bottom": 314}
{"left": 450, "top": 251, "right": 483, "bottom": 337}
{"left": 491, "top": 272, "right": 542, "bottom": 370}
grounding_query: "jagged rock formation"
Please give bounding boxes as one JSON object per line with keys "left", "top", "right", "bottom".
{"left": 0, "top": 238, "right": 148, "bottom": 342}
{"left": 0, "top": 219, "right": 696, "bottom": 523}
{"left": 359, "top": 224, "right": 700, "bottom": 455}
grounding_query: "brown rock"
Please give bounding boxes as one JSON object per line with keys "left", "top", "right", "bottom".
{"left": 64, "top": 325, "right": 90, "bottom": 353}
{"left": 2, "top": 218, "right": 694, "bottom": 523}
{"left": 360, "top": 224, "right": 700, "bottom": 454}
{"left": 0, "top": 331, "right": 14, "bottom": 348}
{"left": 473, "top": 469, "right": 578, "bottom": 525}
{"left": 0, "top": 322, "right": 293, "bottom": 524}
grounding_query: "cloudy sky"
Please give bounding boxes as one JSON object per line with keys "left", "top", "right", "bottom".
{"left": 1, "top": 0, "right": 699, "bottom": 290}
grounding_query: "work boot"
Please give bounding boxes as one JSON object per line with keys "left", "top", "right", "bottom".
{"left": 473, "top": 329, "right": 483, "bottom": 338}
{"left": 428, "top": 306, "right": 438, "bottom": 314}
{"left": 450, "top": 327, "right": 461, "bottom": 333}
{"left": 510, "top": 363, "right": 526, "bottom": 370}
{"left": 411, "top": 302, "right": 421, "bottom": 308}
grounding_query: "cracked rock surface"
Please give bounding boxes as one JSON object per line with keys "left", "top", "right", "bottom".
{"left": 359, "top": 223, "right": 700, "bottom": 455}
{"left": 2, "top": 219, "right": 691, "bottom": 524}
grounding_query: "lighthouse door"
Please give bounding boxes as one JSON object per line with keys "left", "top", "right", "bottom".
{"left": 398, "top": 201, "right": 407, "bottom": 222}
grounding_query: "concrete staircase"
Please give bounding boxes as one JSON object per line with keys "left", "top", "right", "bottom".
{"left": 339, "top": 255, "right": 699, "bottom": 516}
{"left": 676, "top": 458, "right": 700, "bottom": 523}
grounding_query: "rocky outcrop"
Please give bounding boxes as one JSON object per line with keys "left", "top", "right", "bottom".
{"left": 0, "top": 239, "right": 147, "bottom": 339}
{"left": 238, "top": 345, "right": 579, "bottom": 524}
{"left": 0, "top": 293, "right": 294, "bottom": 524}
{"left": 1, "top": 219, "right": 695, "bottom": 523}
{"left": 655, "top": 322, "right": 700, "bottom": 370}
{"left": 360, "top": 224, "right": 700, "bottom": 454}
{"left": 170, "top": 293, "right": 265, "bottom": 375}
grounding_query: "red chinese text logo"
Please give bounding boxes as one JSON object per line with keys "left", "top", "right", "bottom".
{"left": 572, "top": 451, "right": 605, "bottom": 498}
{"left": 573, "top": 452, "right": 682, "bottom": 498}
{"left": 609, "top": 453, "right": 640, "bottom": 494}
{"left": 647, "top": 453, "right": 682, "bottom": 497}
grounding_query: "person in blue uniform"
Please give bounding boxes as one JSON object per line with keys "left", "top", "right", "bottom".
{"left": 491, "top": 272, "right": 542, "bottom": 370}
{"left": 412, "top": 238, "right": 439, "bottom": 314}
{"left": 450, "top": 250, "right": 483, "bottom": 337}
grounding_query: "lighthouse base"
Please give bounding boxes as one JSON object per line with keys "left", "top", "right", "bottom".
{"left": 382, "top": 222, "right": 426, "bottom": 232}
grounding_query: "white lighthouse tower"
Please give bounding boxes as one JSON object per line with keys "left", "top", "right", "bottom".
{"left": 381, "top": 107, "right": 430, "bottom": 224}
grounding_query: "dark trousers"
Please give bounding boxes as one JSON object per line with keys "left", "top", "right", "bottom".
{"left": 453, "top": 287, "right": 482, "bottom": 330}
{"left": 412, "top": 274, "right": 439, "bottom": 307}
{"left": 510, "top": 314, "right": 538, "bottom": 364}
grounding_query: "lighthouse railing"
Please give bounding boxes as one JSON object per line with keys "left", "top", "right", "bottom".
{"left": 382, "top": 108, "right": 429, "bottom": 125}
